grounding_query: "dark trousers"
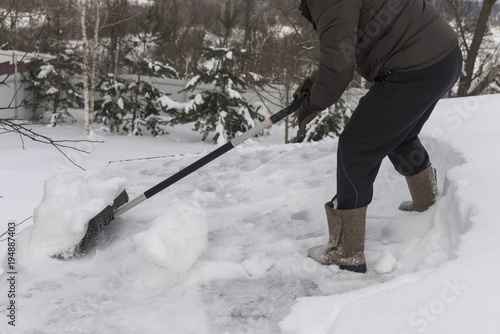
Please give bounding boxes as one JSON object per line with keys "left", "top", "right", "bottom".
{"left": 336, "top": 46, "right": 463, "bottom": 210}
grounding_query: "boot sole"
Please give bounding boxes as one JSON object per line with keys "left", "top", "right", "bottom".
{"left": 340, "top": 263, "right": 367, "bottom": 273}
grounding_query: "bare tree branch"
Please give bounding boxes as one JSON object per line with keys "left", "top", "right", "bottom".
{"left": 0, "top": 16, "right": 51, "bottom": 110}
{"left": 1, "top": 15, "right": 101, "bottom": 171}
{"left": 0, "top": 119, "right": 103, "bottom": 170}
{"left": 446, "top": 0, "right": 469, "bottom": 53}
{"left": 457, "top": 0, "right": 498, "bottom": 96}
{"left": 0, "top": 216, "right": 32, "bottom": 242}
{"left": 469, "top": 64, "right": 500, "bottom": 96}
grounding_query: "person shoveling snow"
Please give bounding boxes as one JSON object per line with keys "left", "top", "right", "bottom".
{"left": 294, "top": 0, "right": 462, "bottom": 273}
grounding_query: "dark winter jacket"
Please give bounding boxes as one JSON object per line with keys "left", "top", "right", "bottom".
{"left": 300, "top": 0, "right": 458, "bottom": 112}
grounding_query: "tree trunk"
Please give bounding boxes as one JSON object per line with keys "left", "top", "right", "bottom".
{"left": 457, "top": 0, "right": 498, "bottom": 96}
{"left": 81, "top": 1, "right": 91, "bottom": 136}
{"left": 468, "top": 64, "right": 500, "bottom": 96}
{"left": 89, "top": 1, "right": 100, "bottom": 135}
{"left": 132, "top": 38, "right": 146, "bottom": 135}
{"left": 132, "top": 71, "right": 141, "bottom": 135}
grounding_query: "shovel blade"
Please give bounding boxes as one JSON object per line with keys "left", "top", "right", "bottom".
{"left": 53, "top": 190, "right": 129, "bottom": 260}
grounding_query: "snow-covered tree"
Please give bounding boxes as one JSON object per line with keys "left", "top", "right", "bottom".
{"left": 94, "top": 74, "right": 129, "bottom": 132}
{"left": 169, "top": 46, "right": 264, "bottom": 144}
{"left": 23, "top": 57, "right": 83, "bottom": 124}
{"left": 94, "top": 57, "right": 178, "bottom": 136}
{"left": 122, "top": 78, "right": 168, "bottom": 136}
{"left": 120, "top": 30, "right": 179, "bottom": 135}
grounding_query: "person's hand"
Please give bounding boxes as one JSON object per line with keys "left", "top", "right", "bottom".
{"left": 298, "top": 101, "right": 319, "bottom": 135}
{"left": 293, "top": 71, "right": 317, "bottom": 99}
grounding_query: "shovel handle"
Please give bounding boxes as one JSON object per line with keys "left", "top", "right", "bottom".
{"left": 113, "top": 94, "right": 307, "bottom": 218}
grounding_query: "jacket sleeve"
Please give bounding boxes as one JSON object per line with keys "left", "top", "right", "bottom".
{"left": 307, "top": 0, "right": 362, "bottom": 112}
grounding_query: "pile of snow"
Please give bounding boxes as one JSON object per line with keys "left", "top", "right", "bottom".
{"left": 134, "top": 200, "right": 208, "bottom": 273}
{"left": 28, "top": 173, "right": 127, "bottom": 258}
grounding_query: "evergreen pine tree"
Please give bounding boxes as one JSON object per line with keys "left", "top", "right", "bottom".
{"left": 117, "top": 32, "right": 179, "bottom": 136}
{"left": 94, "top": 51, "right": 179, "bottom": 136}
{"left": 122, "top": 78, "right": 167, "bottom": 136}
{"left": 23, "top": 55, "right": 83, "bottom": 124}
{"left": 141, "top": 58, "right": 179, "bottom": 80}
{"left": 94, "top": 74, "right": 129, "bottom": 133}
{"left": 169, "top": 46, "right": 265, "bottom": 144}
{"left": 165, "top": 0, "right": 265, "bottom": 144}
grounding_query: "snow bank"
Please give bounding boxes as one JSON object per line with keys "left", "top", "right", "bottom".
{"left": 28, "top": 173, "right": 127, "bottom": 257}
{"left": 279, "top": 156, "right": 476, "bottom": 333}
{"left": 280, "top": 95, "right": 500, "bottom": 334}
{"left": 134, "top": 200, "right": 208, "bottom": 273}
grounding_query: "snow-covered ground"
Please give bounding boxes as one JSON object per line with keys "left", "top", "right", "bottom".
{"left": 1, "top": 94, "right": 500, "bottom": 333}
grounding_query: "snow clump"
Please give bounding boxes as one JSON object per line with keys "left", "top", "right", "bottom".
{"left": 134, "top": 200, "right": 208, "bottom": 273}
{"left": 374, "top": 250, "right": 397, "bottom": 274}
{"left": 28, "top": 173, "right": 128, "bottom": 257}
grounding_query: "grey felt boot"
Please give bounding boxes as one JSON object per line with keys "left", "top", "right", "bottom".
{"left": 399, "top": 165, "right": 437, "bottom": 212}
{"left": 308, "top": 203, "right": 367, "bottom": 273}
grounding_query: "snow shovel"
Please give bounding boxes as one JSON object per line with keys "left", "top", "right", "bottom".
{"left": 54, "top": 94, "right": 307, "bottom": 259}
